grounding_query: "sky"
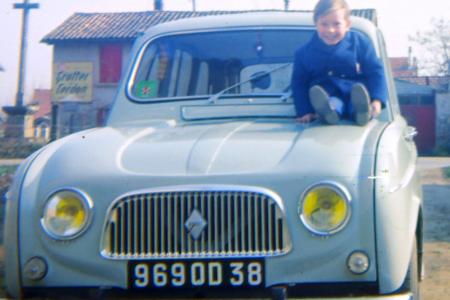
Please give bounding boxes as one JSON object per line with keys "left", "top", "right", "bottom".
{"left": 0, "top": 0, "right": 449, "bottom": 107}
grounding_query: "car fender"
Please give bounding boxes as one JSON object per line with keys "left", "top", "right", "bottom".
{"left": 4, "top": 148, "right": 46, "bottom": 298}
{"left": 374, "top": 116, "right": 422, "bottom": 293}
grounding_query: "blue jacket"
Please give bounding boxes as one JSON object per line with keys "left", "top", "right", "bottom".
{"left": 291, "top": 30, "right": 388, "bottom": 117}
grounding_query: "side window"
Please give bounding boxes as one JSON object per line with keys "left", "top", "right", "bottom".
{"left": 133, "top": 42, "right": 203, "bottom": 98}
{"left": 133, "top": 43, "right": 172, "bottom": 98}
{"left": 100, "top": 44, "right": 122, "bottom": 83}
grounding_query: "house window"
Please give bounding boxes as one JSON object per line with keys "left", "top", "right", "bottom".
{"left": 100, "top": 44, "right": 122, "bottom": 83}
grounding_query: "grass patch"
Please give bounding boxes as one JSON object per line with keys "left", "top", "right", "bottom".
{"left": 0, "top": 165, "right": 18, "bottom": 177}
{"left": 443, "top": 167, "right": 450, "bottom": 179}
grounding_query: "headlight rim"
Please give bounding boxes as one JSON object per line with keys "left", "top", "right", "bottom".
{"left": 298, "top": 181, "right": 352, "bottom": 236}
{"left": 40, "top": 188, "right": 94, "bottom": 240}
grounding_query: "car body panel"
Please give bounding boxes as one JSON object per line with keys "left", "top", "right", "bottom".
{"left": 14, "top": 120, "right": 381, "bottom": 284}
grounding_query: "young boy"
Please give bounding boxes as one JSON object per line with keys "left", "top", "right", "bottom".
{"left": 291, "top": 0, "right": 387, "bottom": 125}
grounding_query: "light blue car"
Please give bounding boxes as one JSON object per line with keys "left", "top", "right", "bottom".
{"left": 4, "top": 11, "right": 422, "bottom": 300}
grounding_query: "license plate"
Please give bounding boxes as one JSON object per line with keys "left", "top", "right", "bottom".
{"left": 129, "top": 259, "right": 264, "bottom": 288}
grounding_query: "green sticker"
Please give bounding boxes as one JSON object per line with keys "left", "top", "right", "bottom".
{"left": 135, "top": 80, "right": 158, "bottom": 98}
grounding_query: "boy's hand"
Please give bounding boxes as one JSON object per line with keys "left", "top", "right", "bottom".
{"left": 371, "top": 100, "right": 382, "bottom": 118}
{"left": 296, "top": 113, "right": 317, "bottom": 123}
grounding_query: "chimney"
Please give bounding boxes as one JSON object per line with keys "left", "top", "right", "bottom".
{"left": 154, "top": 0, "right": 163, "bottom": 11}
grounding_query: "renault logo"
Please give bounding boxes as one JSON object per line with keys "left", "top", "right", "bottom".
{"left": 185, "top": 209, "right": 207, "bottom": 240}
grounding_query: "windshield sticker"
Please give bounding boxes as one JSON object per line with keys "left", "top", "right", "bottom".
{"left": 135, "top": 80, "right": 158, "bottom": 98}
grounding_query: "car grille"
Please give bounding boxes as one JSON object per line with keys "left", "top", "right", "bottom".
{"left": 101, "top": 187, "right": 290, "bottom": 259}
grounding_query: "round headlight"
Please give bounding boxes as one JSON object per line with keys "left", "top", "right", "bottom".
{"left": 299, "top": 182, "right": 351, "bottom": 235}
{"left": 41, "top": 189, "right": 93, "bottom": 240}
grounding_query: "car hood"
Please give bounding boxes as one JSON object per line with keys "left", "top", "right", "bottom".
{"left": 37, "top": 120, "right": 385, "bottom": 177}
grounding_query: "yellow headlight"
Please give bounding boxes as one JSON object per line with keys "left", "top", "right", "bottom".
{"left": 41, "top": 189, "right": 93, "bottom": 239}
{"left": 299, "top": 183, "right": 351, "bottom": 235}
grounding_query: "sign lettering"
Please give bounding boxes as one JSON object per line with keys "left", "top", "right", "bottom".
{"left": 52, "top": 62, "right": 93, "bottom": 102}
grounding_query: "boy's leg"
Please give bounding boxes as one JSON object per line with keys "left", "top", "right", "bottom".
{"left": 351, "top": 83, "right": 371, "bottom": 126}
{"left": 309, "top": 85, "right": 340, "bottom": 125}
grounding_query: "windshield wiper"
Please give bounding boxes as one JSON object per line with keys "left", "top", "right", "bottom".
{"left": 208, "top": 63, "right": 291, "bottom": 103}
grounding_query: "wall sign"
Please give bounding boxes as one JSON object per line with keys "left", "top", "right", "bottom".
{"left": 53, "top": 62, "right": 93, "bottom": 102}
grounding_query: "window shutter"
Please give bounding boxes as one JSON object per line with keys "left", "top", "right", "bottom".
{"left": 100, "top": 45, "right": 122, "bottom": 83}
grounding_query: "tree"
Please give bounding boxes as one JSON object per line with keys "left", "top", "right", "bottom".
{"left": 409, "top": 18, "right": 450, "bottom": 76}
{"left": 154, "top": 0, "right": 163, "bottom": 11}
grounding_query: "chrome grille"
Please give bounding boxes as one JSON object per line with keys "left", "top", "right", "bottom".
{"left": 101, "top": 188, "right": 290, "bottom": 259}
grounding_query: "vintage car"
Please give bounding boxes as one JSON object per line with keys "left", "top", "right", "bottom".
{"left": 4, "top": 11, "right": 422, "bottom": 299}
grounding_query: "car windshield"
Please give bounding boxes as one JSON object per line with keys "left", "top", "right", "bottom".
{"left": 129, "top": 29, "right": 313, "bottom": 101}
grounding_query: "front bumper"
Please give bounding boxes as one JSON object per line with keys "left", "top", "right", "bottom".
{"left": 23, "top": 286, "right": 413, "bottom": 300}
{"left": 300, "top": 294, "right": 413, "bottom": 300}
{"left": 272, "top": 286, "right": 413, "bottom": 300}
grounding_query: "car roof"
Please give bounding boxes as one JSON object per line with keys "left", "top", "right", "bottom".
{"left": 139, "top": 11, "right": 378, "bottom": 41}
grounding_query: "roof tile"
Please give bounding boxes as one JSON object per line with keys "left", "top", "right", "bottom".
{"left": 42, "top": 9, "right": 377, "bottom": 43}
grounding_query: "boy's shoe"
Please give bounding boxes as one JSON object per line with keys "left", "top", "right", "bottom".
{"left": 309, "top": 85, "right": 339, "bottom": 125}
{"left": 351, "top": 83, "right": 371, "bottom": 126}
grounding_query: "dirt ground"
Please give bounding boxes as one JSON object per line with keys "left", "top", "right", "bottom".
{"left": 418, "top": 167, "right": 450, "bottom": 300}
{"left": 0, "top": 163, "right": 449, "bottom": 299}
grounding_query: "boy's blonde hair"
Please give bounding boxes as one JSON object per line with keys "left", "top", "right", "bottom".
{"left": 313, "top": 0, "right": 350, "bottom": 23}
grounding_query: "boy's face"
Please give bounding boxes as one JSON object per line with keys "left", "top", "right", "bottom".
{"left": 316, "top": 8, "right": 351, "bottom": 46}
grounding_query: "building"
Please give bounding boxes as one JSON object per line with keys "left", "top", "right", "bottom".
{"left": 25, "top": 89, "right": 52, "bottom": 142}
{"left": 0, "top": 111, "right": 5, "bottom": 137}
{"left": 1, "top": 65, "right": 7, "bottom": 137}
{"left": 390, "top": 56, "right": 450, "bottom": 154}
{"left": 42, "top": 9, "right": 376, "bottom": 139}
{"left": 390, "top": 55, "right": 418, "bottom": 78}
{"left": 395, "top": 79, "right": 436, "bottom": 153}
{"left": 42, "top": 11, "right": 251, "bottom": 138}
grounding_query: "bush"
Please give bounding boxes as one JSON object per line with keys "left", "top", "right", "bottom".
{"left": 0, "top": 165, "right": 18, "bottom": 245}
{"left": 434, "top": 144, "right": 450, "bottom": 157}
{"left": 0, "top": 165, "right": 18, "bottom": 201}
{"left": 0, "top": 138, "right": 44, "bottom": 159}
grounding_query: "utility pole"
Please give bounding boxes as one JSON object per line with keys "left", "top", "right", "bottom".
{"left": 284, "top": 0, "right": 290, "bottom": 11}
{"left": 2, "top": 0, "right": 39, "bottom": 138}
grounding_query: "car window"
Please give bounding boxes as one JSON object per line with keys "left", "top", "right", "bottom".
{"left": 129, "top": 29, "right": 313, "bottom": 101}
